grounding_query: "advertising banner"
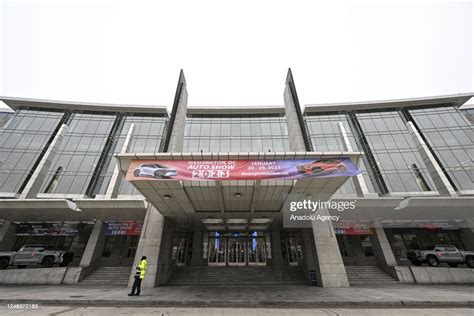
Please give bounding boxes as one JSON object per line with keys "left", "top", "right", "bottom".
{"left": 126, "top": 158, "right": 360, "bottom": 181}
{"left": 104, "top": 221, "right": 143, "bottom": 236}
{"left": 15, "top": 223, "right": 80, "bottom": 236}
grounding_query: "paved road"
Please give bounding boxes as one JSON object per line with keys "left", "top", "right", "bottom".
{"left": 0, "top": 306, "right": 473, "bottom": 316}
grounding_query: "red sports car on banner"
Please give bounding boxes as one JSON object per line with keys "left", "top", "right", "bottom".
{"left": 296, "top": 159, "right": 348, "bottom": 175}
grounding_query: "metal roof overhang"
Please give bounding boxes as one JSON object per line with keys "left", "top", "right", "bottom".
{"left": 0, "top": 199, "right": 148, "bottom": 222}
{"left": 304, "top": 93, "right": 474, "bottom": 114}
{"left": 116, "top": 151, "right": 363, "bottom": 217}
{"left": 328, "top": 197, "right": 474, "bottom": 228}
{"left": 0, "top": 96, "right": 169, "bottom": 115}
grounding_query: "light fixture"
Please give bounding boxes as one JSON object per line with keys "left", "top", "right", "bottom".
{"left": 163, "top": 194, "right": 172, "bottom": 200}
{"left": 234, "top": 193, "right": 242, "bottom": 198}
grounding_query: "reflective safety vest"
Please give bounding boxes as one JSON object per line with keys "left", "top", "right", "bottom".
{"left": 136, "top": 259, "right": 147, "bottom": 279}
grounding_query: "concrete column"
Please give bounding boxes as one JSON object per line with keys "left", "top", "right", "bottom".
{"left": 0, "top": 222, "right": 17, "bottom": 251}
{"left": 271, "top": 229, "right": 284, "bottom": 266}
{"left": 283, "top": 80, "right": 307, "bottom": 151}
{"left": 167, "top": 71, "right": 188, "bottom": 153}
{"left": 369, "top": 222, "right": 397, "bottom": 267}
{"left": 301, "top": 229, "right": 317, "bottom": 273}
{"left": 79, "top": 220, "right": 106, "bottom": 268}
{"left": 104, "top": 124, "right": 135, "bottom": 199}
{"left": 128, "top": 204, "right": 165, "bottom": 288}
{"left": 406, "top": 121, "right": 457, "bottom": 196}
{"left": 19, "top": 124, "right": 68, "bottom": 199}
{"left": 347, "top": 235, "right": 367, "bottom": 265}
{"left": 311, "top": 209, "right": 350, "bottom": 287}
{"left": 337, "top": 122, "right": 370, "bottom": 197}
{"left": 191, "top": 230, "right": 203, "bottom": 266}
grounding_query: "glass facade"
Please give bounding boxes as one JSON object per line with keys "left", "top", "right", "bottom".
{"left": 356, "top": 110, "right": 435, "bottom": 193}
{"left": 304, "top": 113, "right": 375, "bottom": 193}
{"left": 40, "top": 113, "right": 116, "bottom": 195}
{"left": 184, "top": 114, "right": 290, "bottom": 152}
{"left": 0, "top": 110, "right": 64, "bottom": 194}
{"left": 114, "top": 115, "right": 168, "bottom": 195}
{"left": 409, "top": 106, "right": 473, "bottom": 191}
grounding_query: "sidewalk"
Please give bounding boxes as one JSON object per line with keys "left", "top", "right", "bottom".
{"left": 0, "top": 283, "right": 472, "bottom": 308}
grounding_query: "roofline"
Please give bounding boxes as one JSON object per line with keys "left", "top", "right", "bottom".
{"left": 303, "top": 93, "right": 474, "bottom": 114}
{"left": 187, "top": 105, "right": 285, "bottom": 115}
{"left": 0, "top": 96, "right": 169, "bottom": 115}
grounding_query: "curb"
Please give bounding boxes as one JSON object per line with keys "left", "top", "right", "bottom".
{"left": 0, "top": 299, "right": 473, "bottom": 308}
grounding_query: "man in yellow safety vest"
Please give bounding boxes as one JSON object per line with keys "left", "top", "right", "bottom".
{"left": 128, "top": 256, "right": 147, "bottom": 296}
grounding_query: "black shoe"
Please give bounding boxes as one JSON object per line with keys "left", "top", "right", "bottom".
{"left": 128, "top": 293, "right": 135, "bottom": 296}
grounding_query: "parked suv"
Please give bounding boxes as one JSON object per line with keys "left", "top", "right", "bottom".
{"left": 133, "top": 163, "right": 178, "bottom": 178}
{"left": 0, "top": 244, "right": 74, "bottom": 269}
{"left": 407, "top": 245, "right": 474, "bottom": 268}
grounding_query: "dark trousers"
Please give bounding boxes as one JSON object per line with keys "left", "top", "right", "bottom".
{"left": 131, "top": 276, "right": 142, "bottom": 295}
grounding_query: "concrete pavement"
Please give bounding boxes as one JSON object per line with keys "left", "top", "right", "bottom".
{"left": 1, "top": 306, "right": 473, "bottom": 316}
{"left": 0, "top": 283, "right": 472, "bottom": 308}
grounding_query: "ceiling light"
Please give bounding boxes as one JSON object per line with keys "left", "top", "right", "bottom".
{"left": 234, "top": 193, "right": 242, "bottom": 198}
{"left": 163, "top": 195, "right": 172, "bottom": 200}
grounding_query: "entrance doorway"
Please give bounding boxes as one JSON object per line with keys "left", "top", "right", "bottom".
{"left": 206, "top": 233, "right": 267, "bottom": 266}
{"left": 285, "top": 237, "right": 299, "bottom": 266}
{"left": 228, "top": 238, "right": 246, "bottom": 266}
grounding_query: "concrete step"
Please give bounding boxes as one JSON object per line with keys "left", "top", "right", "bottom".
{"left": 345, "top": 265, "right": 397, "bottom": 285}
{"left": 168, "top": 266, "right": 307, "bottom": 285}
{"left": 80, "top": 266, "right": 132, "bottom": 285}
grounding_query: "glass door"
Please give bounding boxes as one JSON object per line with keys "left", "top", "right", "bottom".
{"left": 228, "top": 238, "right": 246, "bottom": 266}
{"left": 248, "top": 237, "right": 266, "bottom": 266}
{"left": 208, "top": 237, "right": 226, "bottom": 266}
{"left": 285, "top": 237, "right": 298, "bottom": 266}
{"left": 176, "top": 238, "right": 188, "bottom": 266}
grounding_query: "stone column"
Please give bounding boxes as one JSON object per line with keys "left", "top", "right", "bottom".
{"left": 406, "top": 121, "right": 457, "bottom": 196}
{"left": 191, "top": 230, "right": 203, "bottom": 266}
{"left": 104, "top": 124, "right": 135, "bottom": 199}
{"left": 271, "top": 229, "right": 284, "bottom": 266}
{"left": 311, "top": 209, "right": 350, "bottom": 287}
{"left": 167, "top": 70, "right": 188, "bottom": 153}
{"left": 347, "top": 235, "right": 367, "bottom": 265}
{"left": 0, "top": 222, "right": 17, "bottom": 251}
{"left": 79, "top": 220, "right": 106, "bottom": 269}
{"left": 369, "top": 222, "right": 397, "bottom": 267}
{"left": 283, "top": 69, "right": 308, "bottom": 151}
{"left": 337, "top": 122, "right": 370, "bottom": 197}
{"left": 128, "top": 204, "right": 165, "bottom": 288}
{"left": 19, "top": 124, "right": 68, "bottom": 199}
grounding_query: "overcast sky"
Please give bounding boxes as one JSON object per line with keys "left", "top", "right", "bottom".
{"left": 0, "top": 0, "right": 472, "bottom": 111}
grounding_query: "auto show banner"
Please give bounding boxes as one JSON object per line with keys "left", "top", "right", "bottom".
{"left": 126, "top": 158, "right": 360, "bottom": 181}
{"left": 104, "top": 221, "right": 143, "bottom": 236}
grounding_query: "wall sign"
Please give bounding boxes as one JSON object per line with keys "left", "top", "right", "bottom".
{"left": 104, "top": 221, "right": 143, "bottom": 236}
{"left": 126, "top": 158, "right": 360, "bottom": 181}
{"left": 15, "top": 223, "right": 80, "bottom": 236}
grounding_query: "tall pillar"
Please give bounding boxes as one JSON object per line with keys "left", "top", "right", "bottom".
{"left": 165, "top": 70, "right": 188, "bottom": 153}
{"left": 104, "top": 124, "right": 135, "bottom": 199}
{"left": 271, "top": 229, "right": 284, "bottom": 266}
{"left": 283, "top": 68, "right": 310, "bottom": 151}
{"left": 79, "top": 220, "right": 106, "bottom": 269}
{"left": 337, "top": 122, "right": 370, "bottom": 197}
{"left": 311, "top": 209, "right": 349, "bottom": 287}
{"left": 406, "top": 121, "right": 457, "bottom": 196}
{"left": 369, "top": 221, "right": 397, "bottom": 267}
{"left": 19, "top": 124, "right": 68, "bottom": 199}
{"left": 0, "top": 222, "right": 17, "bottom": 251}
{"left": 128, "top": 204, "right": 166, "bottom": 288}
{"left": 191, "top": 230, "right": 203, "bottom": 266}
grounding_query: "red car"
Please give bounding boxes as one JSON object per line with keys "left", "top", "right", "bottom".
{"left": 296, "top": 159, "right": 347, "bottom": 175}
